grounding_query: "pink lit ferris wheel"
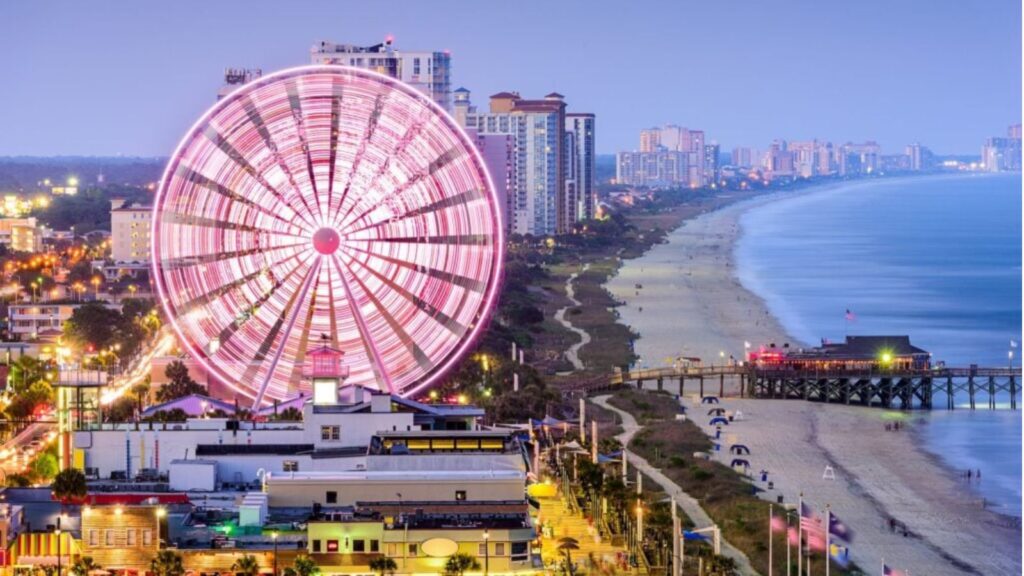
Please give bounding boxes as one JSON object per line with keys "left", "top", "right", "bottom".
{"left": 152, "top": 66, "right": 504, "bottom": 407}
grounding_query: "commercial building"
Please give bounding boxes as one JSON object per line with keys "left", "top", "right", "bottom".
{"left": 565, "top": 113, "right": 597, "bottom": 221}
{"left": 747, "top": 335, "right": 930, "bottom": 371}
{"left": 981, "top": 124, "right": 1022, "bottom": 172}
{"left": 7, "top": 302, "right": 120, "bottom": 341}
{"left": 457, "top": 90, "right": 568, "bottom": 236}
{"left": 731, "top": 147, "right": 754, "bottom": 168}
{"left": 110, "top": 198, "right": 152, "bottom": 263}
{"left": 618, "top": 125, "right": 708, "bottom": 188}
{"left": 836, "top": 141, "right": 881, "bottom": 176}
{"left": 311, "top": 37, "right": 452, "bottom": 111}
{"left": 0, "top": 218, "right": 43, "bottom": 253}
{"left": 217, "top": 68, "right": 262, "bottom": 100}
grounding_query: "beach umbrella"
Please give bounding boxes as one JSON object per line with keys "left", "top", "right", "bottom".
{"left": 683, "top": 530, "right": 710, "bottom": 541}
{"left": 709, "top": 417, "right": 729, "bottom": 426}
{"left": 707, "top": 408, "right": 726, "bottom": 416}
{"left": 730, "top": 444, "right": 751, "bottom": 455}
{"left": 730, "top": 458, "right": 750, "bottom": 468}
{"left": 701, "top": 396, "right": 720, "bottom": 404}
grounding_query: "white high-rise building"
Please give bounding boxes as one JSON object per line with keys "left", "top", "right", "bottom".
{"left": 565, "top": 113, "right": 596, "bottom": 221}
{"left": 311, "top": 37, "right": 452, "bottom": 111}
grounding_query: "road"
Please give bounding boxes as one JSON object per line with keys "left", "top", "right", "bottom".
{"left": 99, "top": 327, "right": 176, "bottom": 405}
{"left": 592, "top": 395, "right": 759, "bottom": 576}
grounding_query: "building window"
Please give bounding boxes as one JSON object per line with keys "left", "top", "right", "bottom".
{"left": 88, "top": 530, "right": 98, "bottom": 547}
{"left": 386, "top": 543, "right": 397, "bottom": 556}
{"left": 370, "top": 540, "right": 379, "bottom": 553}
{"left": 326, "top": 491, "right": 337, "bottom": 504}
{"left": 143, "top": 529, "right": 153, "bottom": 546}
{"left": 327, "top": 540, "right": 338, "bottom": 553}
{"left": 105, "top": 530, "right": 114, "bottom": 546}
{"left": 408, "top": 543, "right": 418, "bottom": 557}
{"left": 511, "top": 541, "right": 528, "bottom": 560}
{"left": 353, "top": 539, "right": 365, "bottom": 553}
{"left": 478, "top": 542, "right": 487, "bottom": 556}
{"left": 495, "top": 542, "right": 506, "bottom": 556}
{"left": 312, "top": 540, "right": 321, "bottom": 553}
{"left": 283, "top": 460, "right": 299, "bottom": 472}
{"left": 126, "top": 529, "right": 137, "bottom": 546}
{"left": 320, "top": 425, "right": 340, "bottom": 441}
{"left": 455, "top": 490, "right": 467, "bottom": 501}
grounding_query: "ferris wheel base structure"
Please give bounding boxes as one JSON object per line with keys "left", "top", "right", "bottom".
{"left": 151, "top": 66, "right": 504, "bottom": 407}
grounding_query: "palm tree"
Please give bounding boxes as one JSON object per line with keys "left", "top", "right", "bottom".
{"left": 368, "top": 557, "right": 397, "bottom": 576}
{"left": 231, "top": 554, "right": 261, "bottom": 576}
{"left": 442, "top": 553, "right": 479, "bottom": 576}
{"left": 150, "top": 550, "right": 185, "bottom": 576}
{"left": 71, "top": 556, "right": 101, "bottom": 576}
{"left": 557, "top": 538, "right": 580, "bottom": 576}
{"left": 51, "top": 468, "right": 88, "bottom": 503}
{"left": 282, "top": 555, "right": 319, "bottom": 576}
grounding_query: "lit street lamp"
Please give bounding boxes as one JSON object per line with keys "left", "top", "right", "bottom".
{"left": 155, "top": 507, "right": 166, "bottom": 550}
{"left": 272, "top": 531, "right": 279, "bottom": 576}
{"left": 483, "top": 529, "right": 490, "bottom": 576}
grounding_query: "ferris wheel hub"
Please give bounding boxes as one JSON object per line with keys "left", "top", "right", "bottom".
{"left": 312, "top": 227, "right": 341, "bottom": 255}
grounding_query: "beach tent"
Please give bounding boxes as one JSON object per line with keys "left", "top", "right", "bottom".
{"left": 730, "top": 458, "right": 751, "bottom": 468}
{"left": 541, "top": 416, "right": 565, "bottom": 427}
{"left": 701, "top": 396, "right": 720, "bottom": 404}
{"left": 563, "top": 440, "right": 584, "bottom": 451}
{"left": 683, "top": 530, "right": 710, "bottom": 541}
{"left": 730, "top": 444, "right": 751, "bottom": 455}
{"left": 709, "top": 417, "right": 729, "bottom": 426}
{"left": 707, "top": 408, "right": 726, "bottom": 416}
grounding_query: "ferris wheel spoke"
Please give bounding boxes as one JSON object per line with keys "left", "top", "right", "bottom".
{"left": 207, "top": 251, "right": 314, "bottom": 356}
{"left": 325, "top": 80, "right": 344, "bottom": 229}
{"left": 331, "top": 252, "right": 395, "bottom": 394}
{"left": 325, "top": 263, "right": 340, "bottom": 349}
{"left": 160, "top": 211, "right": 306, "bottom": 239}
{"left": 284, "top": 81, "right": 326, "bottom": 223}
{"left": 171, "top": 251, "right": 306, "bottom": 318}
{"left": 341, "top": 246, "right": 469, "bottom": 338}
{"left": 342, "top": 187, "right": 483, "bottom": 237}
{"left": 249, "top": 257, "right": 323, "bottom": 408}
{"left": 340, "top": 254, "right": 434, "bottom": 374}
{"left": 335, "top": 145, "right": 465, "bottom": 234}
{"left": 174, "top": 164, "right": 301, "bottom": 232}
{"left": 240, "top": 94, "right": 322, "bottom": 227}
{"left": 202, "top": 125, "right": 319, "bottom": 232}
{"left": 335, "top": 110, "right": 433, "bottom": 226}
{"left": 160, "top": 240, "right": 307, "bottom": 271}
{"left": 339, "top": 242, "right": 487, "bottom": 293}
{"left": 331, "top": 94, "right": 386, "bottom": 224}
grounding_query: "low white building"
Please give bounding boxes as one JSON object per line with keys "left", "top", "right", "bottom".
{"left": 73, "top": 388, "right": 483, "bottom": 487}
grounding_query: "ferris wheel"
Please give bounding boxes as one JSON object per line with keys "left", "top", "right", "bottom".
{"left": 152, "top": 66, "right": 504, "bottom": 407}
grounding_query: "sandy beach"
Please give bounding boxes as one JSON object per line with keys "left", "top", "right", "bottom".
{"left": 603, "top": 185, "right": 1023, "bottom": 574}
{"left": 685, "top": 398, "right": 1021, "bottom": 575}
{"left": 607, "top": 192, "right": 808, "bottom": 366}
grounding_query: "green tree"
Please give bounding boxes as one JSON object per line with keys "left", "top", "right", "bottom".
{"left": 30, "top": 451, "right": 58, "bottom": 481}
{"left": 283, "top": 555, "right": 320, "bottom": 576}
{"left": 7, "top": 356, "right": 51, "bottom": 395}
{"left": 156, "top": 361, "right": 206, "bottom": 402}
{"left": 272, "top": 407, "right": 303, "bottom": 421}
{"left": 5, "top": 381, "right": 54, "bottom": 422}
{"left": 63, "top": 301, "right": 119, "bottom": 350}
{"left": 367, "top": 557, "right": 396, "bottom": 576}
{"left": 150, "top": 550, "right": 185, "bottom": 576}
{"left": 231, "top": 554, "right": 261, "bottom": 576}
{"left": 67, "top": 261, "right": 94, "bottom": 285}
{"left": 70, "top": 556, "right": 101, "bottom": 576}
{"left": 442, "top": 553, "right": 479, "bottom": 576}
{"left": 51, "top": 468, "right": 88, "bottom": 503}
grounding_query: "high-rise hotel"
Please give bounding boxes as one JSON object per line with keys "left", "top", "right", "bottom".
{"left": 455, "top": 90, "right": 595, "bottom": 236}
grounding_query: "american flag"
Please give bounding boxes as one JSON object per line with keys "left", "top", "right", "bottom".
{"left": 845, "top": 309, "right": 857, "bottom": 322}
{"left": 800, "top": 502, "right": 825, "bottom": 538}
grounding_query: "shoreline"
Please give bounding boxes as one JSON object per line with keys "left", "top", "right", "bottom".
{"left": 599, "top": 177, "right": 1022, "bottom": 574}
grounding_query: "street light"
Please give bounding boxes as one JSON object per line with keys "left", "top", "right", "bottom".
{"left": 155, "top": 507, "right": 167, "bottom": 550}
{"left": 56, "top": 515, "right": 62, "bottom": 576}
{"left": 482, "top": 529, "right": 490, "bottom": 576}
{"left": 272, "top": 531, "right": 279, "bottom": 576}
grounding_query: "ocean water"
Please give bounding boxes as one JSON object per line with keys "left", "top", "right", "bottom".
{"left": 735, "top": 173, "right": 1022, "bottom": 517}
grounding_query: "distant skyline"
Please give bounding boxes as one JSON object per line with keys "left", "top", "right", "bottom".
{"left": 1, "top": 0, "right": 1020, "bottom": 157}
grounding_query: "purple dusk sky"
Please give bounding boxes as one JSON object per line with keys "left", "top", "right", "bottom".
{"left": 1, "top": 0, "right": 1020, "bottom": 156}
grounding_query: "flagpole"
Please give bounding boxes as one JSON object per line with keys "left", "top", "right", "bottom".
{"left": 786, "top": 510, "right": 791, "bottom": 576}
{"left": 797, "top": 494, "right": 803, "bottom": 576}
{"left": 768, "top": 503, "right": 774, "bottom": 576}
{"left": 824, "top": 506, "right": 830, "bottom": 576}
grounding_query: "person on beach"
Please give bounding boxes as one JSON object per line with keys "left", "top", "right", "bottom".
{"left": 968, "top": 469, "right": 973, "bottom": 480}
